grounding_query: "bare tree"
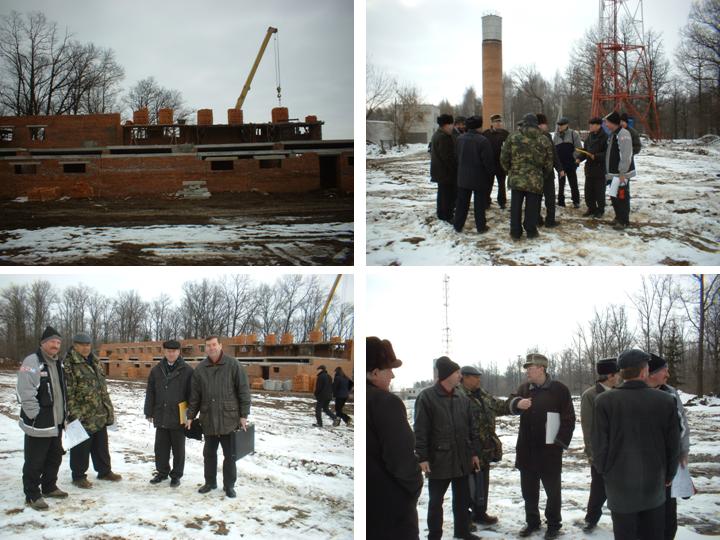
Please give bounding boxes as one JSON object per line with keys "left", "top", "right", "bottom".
{"left": 124, "top": 76, "right": 188, "bottom": 123}
{"left": 630, "top": 275, "right": 681, "bottom": 357}
{"left": 28, "top": 280, "right": 55, "bottom": 343}
{"left": 366, "top": 63, "right": 396, "bottom": 119}
{"left": 681, "top": 274, "right": 720, "bottom": 396}
{"left": 513, "top": 65, "right": 549, "bottom": 113}
{"left": 394, "top": 83, "right": 422, "bottom": 146}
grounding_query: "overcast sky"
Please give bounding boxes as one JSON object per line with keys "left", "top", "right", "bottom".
{"left": 1, "top": 0, "right": 353, "bottom": 139}
{"left": 366, "top": 269, "right": 698, "bottom": 389}
{"left": 367, "top": 0, "right": 692, "bottom": 107}
{"left": 0, "top": 269, "right": 353, "bottom": 305}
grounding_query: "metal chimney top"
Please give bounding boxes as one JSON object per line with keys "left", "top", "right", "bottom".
{"left": 482, "top": 15, "right": 502, "bottom": 42}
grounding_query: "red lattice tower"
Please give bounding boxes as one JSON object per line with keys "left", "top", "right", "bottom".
{"left": 591, "top": 0, "right": 662, "bottom": 139}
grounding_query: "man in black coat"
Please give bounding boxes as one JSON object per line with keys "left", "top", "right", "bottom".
{"left": 576, "top": 117, "right": 608, "bottom": 218}
{"left": 453, "top": 115, "right": 495, "bottom": 234}
{"left": 313, "top": 365, "right": 338, "bottom": 427}
{"left": 482, "top": 114, "right": 509, "bottom": 209}
{"left": 415, "top": 356, "right": 481, "bottom": 540}
{"left": 508, "top": 353, "right": 575, "bottom": 539}
{"left": 430, "top": 114, "right": 458, "bottom": 224}
{"left": 144, "top": 339, "right": 193, "bottom": 487}
{"left": 332, "top": 366, "right": 353, "bottom": 426}
{"left": 593, "top": 349, "right": 681, "bottom": 540}
{"left": 367, "top": 337, "right": 422, "bottom": 540}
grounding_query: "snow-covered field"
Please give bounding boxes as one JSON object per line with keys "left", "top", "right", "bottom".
{"left": 404, "top": 392, "right": 720, "bottom": 539}
{"left": 367, "top": 140, "right": 720, "bottom": 265}
{"left": 0, "top": 372, "right": 353, "bottom": 539}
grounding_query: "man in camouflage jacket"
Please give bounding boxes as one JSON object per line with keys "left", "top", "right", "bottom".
{"left": 500, "top": 113, "right": 554, "bottom": 240}
{"left": 64, "top": 332, "right": 122, "bottom": 488}
{"left": 456, "top": 365, "right": 511, "bottom": 526}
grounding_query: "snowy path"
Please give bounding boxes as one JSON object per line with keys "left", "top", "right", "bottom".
{"left": 0, "top": 372, "right": 353, "bottom": 539}
{"left": 366, "top": 141, "right": 720, "bottom": 265}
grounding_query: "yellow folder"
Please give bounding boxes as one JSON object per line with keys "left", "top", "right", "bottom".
{"left": 178, "top": 401, "right": 188, "bottom": 424}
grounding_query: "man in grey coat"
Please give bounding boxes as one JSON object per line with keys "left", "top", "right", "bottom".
{"left": 16, "top": 326, "right": 68, "bottom": 510}
{"left": 593, "top": 349, "right": 681, "bottom": 540}
{"left": 186, "top": 336, "right": 250, "bottom": 498}
{"left": 579, "top": 357, "right": 621, "bottom": 532}
{"left": 604, "top": 111, "right": 637, "bottom": 229}
{"left": 414, "top": 356, "right": 481, "bottom": 540}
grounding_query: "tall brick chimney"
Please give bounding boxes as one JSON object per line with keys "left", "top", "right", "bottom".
{"left": 482, "top": 15, "right": 503, "bottom": 121}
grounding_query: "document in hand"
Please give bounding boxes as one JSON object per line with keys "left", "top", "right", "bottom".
{"left": 64, "top": 419, "right": 90, "bottom": 449}
{"left": 671, "top": 464, "right": 696, "bottom": 498}
{"left": 233, "top": 424, "right": 255, "bottom": 461}
{"left": 178, "top": 401, "right": 188, "bottom": 424}
{"left": 545, "top": 412, "right": 560, "bottom": 444}
{"left": 608, "top": 176, "right": 621, "bottom": 197}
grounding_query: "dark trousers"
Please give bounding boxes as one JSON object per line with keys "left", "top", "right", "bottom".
{"left": 428, "top": 476, "right": 471, "bottom": 540}
{"left": 486, "top": 173, "right": 507, "bottom": 207}
{"left": 70, "top": 426, "right": 111, "bottom": 480}
{"left": 558, "top": 168, "right": 579, "bottom": 205}
{"left": 437, "top": 182, "right": 457, "bottom": 222}
{"left": 469, "top": 467, "right": 490, "bottom": 517}
{"left": 334, "top": 397, "right": 351, "bottom": 423}
{"left": 539, "top": 174, "right": 556, "bottom": 223}
{"left": 665, "top": 485, "right": 678, "bottom": 540}
{"left": 510, "top": 190, "right": 540, "bottom": 237}
{"left": 611, "top": 502, "right": 665, "bottom": 540}
{"left": 610, "top": 181, "right": 631, "bottom": 225}
{"left": 454, "top": 187, "right": 486, "bottom": 232}
{"left": 203, "top": 433, "right": 236, "bottom": 488}
{"left": 23, "top": 434, "right": 63, "bottom": 502}
{"left": 520, "top": 469, "right": 562, "bottom": 529}
{"left": 584, "top": 464, "right": 607, "bottom": 524}
{"left": 154, "top": 428, "right": 186, "bottom": 479}
{"left": 315, "top": 398, "right": 337, "bottom": 426}
{"left": 584, "top": 171, "right": 606, "bottom": 213}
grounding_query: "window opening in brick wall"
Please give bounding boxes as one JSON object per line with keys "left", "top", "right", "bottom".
{"left": 211, "top": 160, "right": 234, "bottom": 171}
{"left": 163, "top": 126, "right": 180, "bottom": 139}
{"left": 273, "top": 367, "right": 280, "bottom": 373}
{"left": 0, "top": 127, "right": 13, "bottom": 141}
{"left": 63, "top": 163, "right": 86, "bottom": 173}
{"left": 131, "top": 127, "right": 148, "bottom": 140}
{"left": 29, "top": 127, "right": 45, "bottom": 141}
{"left": 14, "top": 163, "right": 38, "bottom": 174}
{"left": 259, "top": 159, "right": 282, "bottom": 169}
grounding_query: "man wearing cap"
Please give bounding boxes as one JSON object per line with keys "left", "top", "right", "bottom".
{"left": 508, "top": 353, "right": 575, "bottom": 539}
{"left": 482, "top": 114, "right": 509, "bottom": 209}
{"left": 454, "top": 115, "right": 495, "bottom": 235}
{"left": 553, "top": 118, "right": 583, "bottom": 208}
{"left": 366, "top": 337, "right": 423, "bottom": 540}
{"left": 593, "top": 349, "right": 681, "bottom": 540}
{"left": 415, "top": 356, "right": 481, "bottom": 540}
{"left": 575, "top": 117, "right": 608, "bottom": 219}
{"left": 144, "top": 339, "right": 193, "bottom": 487}
{"left": 64, "top": 331, "right": 122, "bottom": 488}
{"left": 619, "top": 113, "right": 642, "bottom": 156}
{"left": 579, "top": 357, "right": 621, "bottom": 532}
{"left": 536, "top": 114, "right": 563, "bottom": 227}
{"left": 456, "top": 365, "right": 509, "bottom": 526}
{"left": 431, "top": 113, "right": 459, "bottom": 224}
{"left": 500, "top": 113, "right": 554, "bottom": 240}
{"left": 313, "top": 364, "right": 338, "bottom": 427}
{"left": 16, "top": 326, "right": 68, "bottom": 510}
{"left": 647, "top": 353, "right": 690, "bottom": 540}
{"left": 603, "top": 111, "right": 637, "bottom": 229}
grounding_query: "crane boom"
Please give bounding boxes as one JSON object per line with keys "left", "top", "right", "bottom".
{"left": 235, "top": 26, "right": 278, "bottom": 111}
{"left": 314, "top": 275, "right": 342, "bottom": 332}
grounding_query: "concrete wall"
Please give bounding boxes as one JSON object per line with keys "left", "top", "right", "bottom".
{"left": 366, "top": 120, "right": 395, "bottom": 146}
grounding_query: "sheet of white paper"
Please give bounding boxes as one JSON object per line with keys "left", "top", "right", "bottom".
{"left": 608, "top": 176, "right": 620, "bottom": 198}
{"left": 671, "top": 464, "right": 695, "bottom": 498}
{"left": 546, "top": 412, "right": 560, "bottom": 444}
{"left": 63, "top": 419, "right": 89, "bottom": 449}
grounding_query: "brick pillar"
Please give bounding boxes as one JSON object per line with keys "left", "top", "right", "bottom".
{"left": 133, "top": 108, "right": 149, "bottom": 124}
{"left": 157, "top": 108, "right": 173, "bottom": 124}
{"left": 271, "top": 107, "right": 289, "bottom": 123}
{"left": 305, "top": 115, "right": 317, "bottom": 123}
{"left": 197, "top": 109, "right": 213, "bottom": 125}
{"left": 228, "top": 108, "right": 244, "bottom": 125}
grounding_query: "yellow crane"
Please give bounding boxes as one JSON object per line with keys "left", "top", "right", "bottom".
{"left": 235, "top": 26, "right": 280, "bottom": 111}
{"left": 313, "top": 275, "right": 342, "bottom": 335}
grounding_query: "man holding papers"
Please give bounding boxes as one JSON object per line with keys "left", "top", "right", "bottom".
{"left": 508, "top": 353, "right": 576, "bottom": 539}
{"left": 144, "top": 340, "right": 193, "bottom": 487}
{"left": 603, "top": 111, "right": 637, "bottom": 230}
{"left": 16, "top": 326, "right": 68, "bottom": 510}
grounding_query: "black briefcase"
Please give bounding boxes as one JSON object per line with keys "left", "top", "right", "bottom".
{"left": 233, "top": 424, "right": 255, "bottom": 460}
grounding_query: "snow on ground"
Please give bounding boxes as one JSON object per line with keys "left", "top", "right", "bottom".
{"left": 0, "top": 372, "right": 353, "bottom": 539}
{"left": 366, "top": 140, "right": 720, "bottom": 265}
{"left": 404, "top": 393, "right": 720, "bottom": 539}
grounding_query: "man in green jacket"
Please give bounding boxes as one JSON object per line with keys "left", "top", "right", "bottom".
{"left": 65, "top": 332, "right": 122, "bottom": 488}
{"left": 186, "top": 335, "right": 251, "bottom": 498}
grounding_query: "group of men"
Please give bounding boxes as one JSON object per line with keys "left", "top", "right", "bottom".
{"left": 313, "top": 364, "right": 354, "bottom": 428}
{"left": 430, "top": 111, "right": 641, "bottom": 240}
{"left": 16, "top": 328, "right": 251, "bottom": 510}
{"left": 367, "top": 336, "right": 689, "bottom": 540}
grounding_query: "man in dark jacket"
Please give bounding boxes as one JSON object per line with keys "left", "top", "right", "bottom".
{"left": 367, "top": 337, "right": 422, "bottom": 540}
{"left": 553, "top": 117, "right": 583, "bottom": 208}
{"left": 482, "top": 114, "right": 509, "bottom": 209}
{"left": 579, "top": 357, "right": 621, "bottom": 532}
{"left": 16, "top": 326, "right": 68, "bottom": 510}
{"left": 430, "top": 114, "right": 458, "bottom": 224}
{"left": 314, "top": 365, "right": 338, "bottom": 427}
{"left": 332, "top": 366, "right": 353, "bottom": 426}
{"left": 453, "top": 116, "right": 466, "bottom": 137}
{"left": 144, "top": 339, "right": 193, "bottom": 487}
{"left": 536, "top": 114, "right": 563, "bottom": 227}
{"left": 186, "top": 336, "right": 251, "bottom": 498}
{"left": 604, "top": 111, "right": 637, "bottom": 229}
{"left": 593, "top": 349, "right": 681, "bottom": 540}
{"left": 508, "top": 353, "right": 575, "bottom": 539}
{"left": 454, "top": 115, "right": 495, "bottom": 234}
{"left": 415, "top": 356, "right": 481, "bottom": 540}
{"left": 576, "top": 117, "right": 608, "bottom": 218}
